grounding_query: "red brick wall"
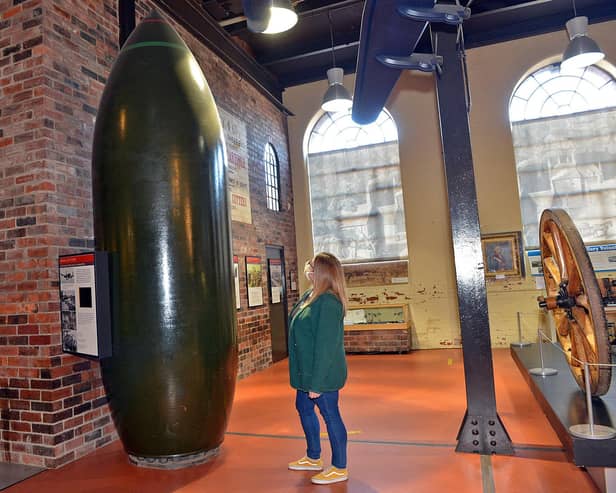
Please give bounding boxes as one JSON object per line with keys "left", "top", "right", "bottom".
{"left": 0, "top": 0, "right": 297, "bottom": 467}
{"left": 344, "top": 330, "right": 411, "bottom": 353}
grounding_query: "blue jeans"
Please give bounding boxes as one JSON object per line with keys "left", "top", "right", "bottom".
{"left": 295, "top": 390, "right": 347, "bottom": 469}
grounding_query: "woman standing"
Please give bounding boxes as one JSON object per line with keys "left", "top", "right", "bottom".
{"left": 287, "top": 252, "right": 349, "bottom": 485}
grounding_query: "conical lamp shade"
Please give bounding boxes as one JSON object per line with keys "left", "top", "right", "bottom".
{"left": 321, "top": 68, "right": 352, "bottom": 112}
{"left": 561, "top": 16, "right": 605, "bottom": 70}
{"left": 562, "top": 35, "right": 605, "bottom": 70}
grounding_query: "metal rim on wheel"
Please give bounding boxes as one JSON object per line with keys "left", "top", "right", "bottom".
{"left": 539, "top": 209, "right": 611, "bottom": 396}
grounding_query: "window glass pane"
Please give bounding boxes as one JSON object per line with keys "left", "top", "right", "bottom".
{"left": 584, "top": 67, "right": 610, "bottom": 88}
{"left": 510, "top": 62, "right": 616, "bottom": 248}
{"left": 306, "top": 109, "right": 407, "bottom": 262}
{"left": 533, "top": 66, "right": 557, "bottom": 84}
{"left": 511, "top": 64, "right": 616, "bottom": 121}
{"left": 513, "top": 78, "right": 537, "bottom": 100}
{"left": 509, "top": 97, "right": 526, "bottom": 122}
{"left": 264, "top": 143, "right": 280, "bottom": 211}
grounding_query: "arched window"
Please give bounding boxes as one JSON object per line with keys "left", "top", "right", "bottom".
{"left": 306, "top": 108, "right": 407, "bottom": 263}
{"left": 509, "top": 63, "right": 616, "bottom": 248}
{"left": 264, "top": 143, "right": 281, "bottom": 211}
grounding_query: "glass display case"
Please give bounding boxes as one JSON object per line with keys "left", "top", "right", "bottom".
{"left": 344, "top": 303, "right": 410, "bottom": 331}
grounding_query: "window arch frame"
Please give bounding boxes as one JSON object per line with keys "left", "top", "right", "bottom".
{"left": 508, "top": 59, "right": 616, "bottom": 249}
{"left": 509, "top": 60, "right": 616, "bottom": 122}
{"left": 303, "top": 107, "right": 408, "bottom": 264}
{"left": 263, "top": 142, "right": 281, "bottom": 212}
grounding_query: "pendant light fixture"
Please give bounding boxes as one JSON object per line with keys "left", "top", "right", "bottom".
{"left": 242, "top": 0, "right": 297, "bottom": 35}
{"left": 262, "top": 0, "right": 298, "bottom": 34}
{"left": 561, "top": 0, "right": 604, "bottom": 71}
{"left": 321, "top": 10, "right": 352, "bottom": 113}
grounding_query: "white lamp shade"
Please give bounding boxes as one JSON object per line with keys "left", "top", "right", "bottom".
{"left": 262, "top": 0, "right": 298, "bottom": 34}
{"left": 561, "top": 35, "right": 605, "bottom": 70}
{"left": 561, "top": 16, "right": 605, "bottom": 70}
{"left": 321, "top": 67, "right": 353, "bottom": 112}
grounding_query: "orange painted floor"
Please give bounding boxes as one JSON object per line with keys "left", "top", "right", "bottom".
{"left": 5, "top": 349, "right": 599, "bottom": 492}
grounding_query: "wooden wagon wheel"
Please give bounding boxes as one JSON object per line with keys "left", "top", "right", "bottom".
{"left": 537, "top": 209, "right": 611, "bottom": 396}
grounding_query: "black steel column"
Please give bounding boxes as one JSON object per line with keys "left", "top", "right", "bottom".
{"left": 433, "top": 27, "right": 513, "bottom": 455}
{"left": 119, "top": 0, "right": 136, "bottom": 48}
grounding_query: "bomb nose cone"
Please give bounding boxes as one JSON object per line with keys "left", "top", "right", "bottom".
{"left": 145, "top": 8, "right": 163, "bottom": 20}
{"left": 121, "top": 8, "right": 187, "bottom": 50}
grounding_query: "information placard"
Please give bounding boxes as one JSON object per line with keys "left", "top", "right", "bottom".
{"left": 268, "top": 258, "right": 282, "bottom": 304}
{"left": 527, "top": 243, "right": 616, "bottom": 277}
{"left": 59, "top": 252, "right": 111, "bottom": 358}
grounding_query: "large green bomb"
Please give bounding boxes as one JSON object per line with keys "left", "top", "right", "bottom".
{"left": 92, "top": 11, "right": 237, "bottom": 468}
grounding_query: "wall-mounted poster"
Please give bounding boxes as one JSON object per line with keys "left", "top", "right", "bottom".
{"left": 586, "top": 243, "right": 616, "bottom": 272}
{"left": 59, "top": 252, "right": 111, "bottom": 358}
{"left": 526, "top": 249, "right": 543, "bottom": 277}
{"left": 246, "top": 256, "right": 263, "bottom": 307}
{"left": 268, "top": 258, "right": 283, "bottom": 304}
{"left": 527, "top": 243, "right": 616, "bottom": 276}
{"left": 290, "top": 270, "right": 297, "bottom": 291}
{"left": 233, "top": 255, "right": 241, "bottom": 310}
{"left": 219, "top": 108, "right": 252, "bottom": 224}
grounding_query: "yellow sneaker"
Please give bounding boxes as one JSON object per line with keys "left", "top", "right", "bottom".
{"left": 311, "top": 466, "right": 348, "bottom": 484}
{"left": 288, "top": 456, "right": 323, "bottom": 471}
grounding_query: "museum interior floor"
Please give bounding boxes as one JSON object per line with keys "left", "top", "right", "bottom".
{"left": 4, "top": 348, "right": 598, "bottom": 493}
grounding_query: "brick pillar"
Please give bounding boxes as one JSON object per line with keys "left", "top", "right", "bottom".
{"left": 0, "top": 0, "right": 117, "bottom": 468}
{"left": 0, "top": 0, "right": 298, "bottom": 468}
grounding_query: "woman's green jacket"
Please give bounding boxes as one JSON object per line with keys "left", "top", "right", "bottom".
{"left": 288, "top": 291, "right": 347, "bottom": 393}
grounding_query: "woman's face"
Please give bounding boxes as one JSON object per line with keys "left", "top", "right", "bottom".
{"left": 304, "top": 259, "right": 314, "bottom": 283}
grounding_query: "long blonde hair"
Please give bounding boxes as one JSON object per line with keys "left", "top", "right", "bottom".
{"left": 304, "top": 252, "right": 347, "bottom": 313}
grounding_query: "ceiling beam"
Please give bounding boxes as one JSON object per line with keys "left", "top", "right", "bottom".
{"left": 261, "top": 41, "right": 360, "bottom": 67}
{"left": 464, "top": 3, "right": 616, "bottom": 48}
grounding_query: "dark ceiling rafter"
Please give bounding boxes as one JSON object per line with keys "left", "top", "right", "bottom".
{"left": 261, "top": 41, "right": 360, "bottom": 67}
{"left": 158, "top": 0, "right": 616, "bottom": 92}
{"left": 209, "top": 0, "right": 616, "bottom": 87}
{"left": 464, "top": 2, "right": 616, "bottom": 48}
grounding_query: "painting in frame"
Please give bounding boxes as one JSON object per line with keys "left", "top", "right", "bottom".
{"left": 245, "top": 256, "right": 264, "bottom": 307}
{"left": 481, "top": 231, "right": 524, "bottom": 278}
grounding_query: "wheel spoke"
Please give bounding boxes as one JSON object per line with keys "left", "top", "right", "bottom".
{"left": 570, "top": 309, "right": 598, "bottom": 364}
{"left": 542, "top": 230, "right": 558, "bottom": 261}
{"left": 575, "top": 293, "right": 590, "bottom": 311}
{"left": 566, "top": 257, "right": 582, "bottom": 297}
{"left": 556, "top": 313, "right": 570, "bottom": 337}
{"left": 543, "top": 257, "right": 562, "bottom": 286}
{"left": 548, "top": 222, "right": 568, "bottom": 282}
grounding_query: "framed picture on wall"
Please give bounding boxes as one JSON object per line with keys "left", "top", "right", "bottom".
{"left": 233, "top": 255, "right": 241, "bottom": 310}
{"left": 268, "top": 259, "right": 283, "bottom": 304}
{"left": 481, "top": 231, "right": 524, "bottom": 278}
{"left": 289, "top": 270, "right": 297, "bottom": 291}
{"left": 245, "top": 256, "right": 264, "bottom": 307}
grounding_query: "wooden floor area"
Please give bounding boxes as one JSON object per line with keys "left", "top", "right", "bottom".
{"left": 5, "top": 349, "right": 598, "bottom": 492}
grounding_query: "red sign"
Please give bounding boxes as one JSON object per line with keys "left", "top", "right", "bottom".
{"left": 59, "top": 253, "right": 95, "bottom": 267}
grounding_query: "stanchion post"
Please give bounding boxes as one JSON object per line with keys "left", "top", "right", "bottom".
{"left": 529, "top": 329, "right": 558, "bottom": 376}
{"left": 584, "top": 362, "right": 595, "bottom": 434}
{"left": 510, "top": 312, "right": 531, "bottom": 348}
{"left": 570, "top": 362, "right": 616, "bottom": 440}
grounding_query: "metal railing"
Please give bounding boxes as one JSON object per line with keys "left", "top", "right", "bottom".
{"left": 511, "top": 311, "right": 554, "bottom": 347}
{"left": 531, "top": 328, "right": 616, "bottom": 440}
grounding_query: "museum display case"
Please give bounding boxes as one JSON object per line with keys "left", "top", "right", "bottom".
{"left": 343, "top": 303, "right": 411, "bottom": 353}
